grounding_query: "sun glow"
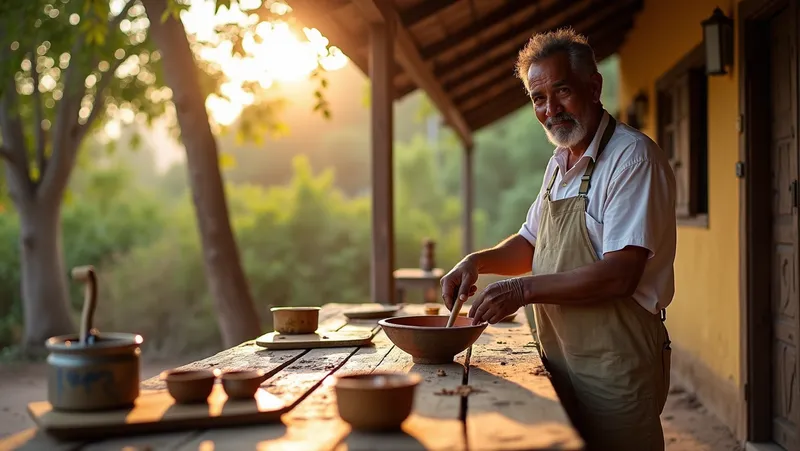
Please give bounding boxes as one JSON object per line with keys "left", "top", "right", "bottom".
{"left": 181, "top": 0, "right": 348, "bottom": 125}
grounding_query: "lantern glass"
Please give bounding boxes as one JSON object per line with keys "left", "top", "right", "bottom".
{"left": 704, "top": 23, "right": 723, "bottom": 73}
{"left": 702, "top": 8, "right": 732, "bottom": 75}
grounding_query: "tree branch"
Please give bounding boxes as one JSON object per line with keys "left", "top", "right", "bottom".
{"left": 0, "top": 72, "right": 32, "bottom": 186}
{"left": 39, "top": 0, "right": 140, "bottom": 202}
{"left": 75, "top": 42, "right": 145, "bottom": 144}
{"left": 39, "top": 32, "right": 85, "bottom": 203}
{"left": 30, "top": 47, "right": 46, "bottom": 175}
{"left": 0, "top": 145, "right": 13, "bottom": 163}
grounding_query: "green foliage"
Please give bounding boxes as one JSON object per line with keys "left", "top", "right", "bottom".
{"left": 0, "top": 27, "right": 621, "bottom": 357}
{"left": 0, "top": 138, "right": 473, "bottom": 355}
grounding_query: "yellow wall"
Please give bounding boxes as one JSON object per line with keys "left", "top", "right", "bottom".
{"left": 617, "top": 0, "right": 742, "bottom": 433}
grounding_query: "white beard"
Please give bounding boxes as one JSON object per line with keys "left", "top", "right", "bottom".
{"left": 544, "top": 114, "right": 587, "bottom": 148}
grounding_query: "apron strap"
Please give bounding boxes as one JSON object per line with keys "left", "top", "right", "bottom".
{"left": 544, "top": 165, "right": 559, "bottom": 199}
{"left": 578, "top": 115, "right": 617, "bottom": 196}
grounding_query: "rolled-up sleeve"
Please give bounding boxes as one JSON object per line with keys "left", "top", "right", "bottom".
{"left": 601, "top": 154, "right": 675, "bottom": 259}
{"left": 518, "top": 162, "right": 555, "bottom": 247}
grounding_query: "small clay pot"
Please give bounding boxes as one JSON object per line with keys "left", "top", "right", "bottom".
{"left": 220, "top": 369, "right": 267, "bottom": 399}
{"left": 161, "top": 369, "right": 217, "bottom": 404}
{"left": 423, "top": 304, "right": 440, "bottom": 315}
{"left": 271, "top": 307, "right": 320, "bottom": 334}
{"left": 331, "top": 372, "right": 421, "bottom": 431}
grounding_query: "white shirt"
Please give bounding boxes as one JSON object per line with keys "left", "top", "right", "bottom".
{"left": 518, "top": 112, "right": 677, "bottom": 314}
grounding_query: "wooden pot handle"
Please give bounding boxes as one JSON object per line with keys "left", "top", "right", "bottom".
{"left": 72, "top": 265, "right": 97, "bottom": 345}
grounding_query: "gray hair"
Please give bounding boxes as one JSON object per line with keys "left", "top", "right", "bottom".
{"left": 515, "top": 27, "right": 598, "bottom": 93}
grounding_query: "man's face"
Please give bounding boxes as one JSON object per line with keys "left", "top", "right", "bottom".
{"left": 527, "top": 52, "right": 602, "bottom": 148}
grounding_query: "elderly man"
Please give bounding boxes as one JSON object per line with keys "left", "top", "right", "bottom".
{"left": 440, "top": 28, "right": 676, "bottom": 450}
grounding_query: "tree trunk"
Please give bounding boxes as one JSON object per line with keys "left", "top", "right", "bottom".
{"left": 18, "top": 198, "right": 74, "bottom": 350}
{"left": 142, "top": 0, "right": 261, "bottom": 347}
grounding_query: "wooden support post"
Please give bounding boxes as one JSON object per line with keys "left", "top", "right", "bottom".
{"left": 369, "top": 22, "right": 395, "bottom": 304}
{"left": 462, "top": 144, "right": 474, "bottom": 256}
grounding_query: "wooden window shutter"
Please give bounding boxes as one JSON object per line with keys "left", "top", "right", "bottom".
{"left": 664, "top": 70, "right": 705, "bottom": 217}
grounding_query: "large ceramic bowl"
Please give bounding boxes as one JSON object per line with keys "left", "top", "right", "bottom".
{"left": 378, "top": 315, "right": 488, "bottom": 364}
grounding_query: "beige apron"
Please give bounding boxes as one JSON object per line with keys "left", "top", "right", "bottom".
{"left": 523, "top": 115, "right": 672, "bottom": 451}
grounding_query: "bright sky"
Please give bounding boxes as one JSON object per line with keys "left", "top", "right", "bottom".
{"left": 104, "top": 0, "right": 350, "bottom": 170}
{"left": 180, "top": 0, "right": 349, "bottom": 126}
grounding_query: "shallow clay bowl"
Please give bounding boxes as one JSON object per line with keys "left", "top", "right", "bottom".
{"left": 378, "top": 316, "right": 488, "bottom": 364}
{"left": 331, "top": 371, "right": 422, "bottom": 431}
{"left": 221, "top": 369, "right": 267, "bottom": 399}
{"left": 161, "top": 369, "right": 217, "bottom": 404}
{"left": 343, "top": 304, "right": 402, "bottom": 320}
{"left": 271, "top": 306, "right": 320, "bottom": 334}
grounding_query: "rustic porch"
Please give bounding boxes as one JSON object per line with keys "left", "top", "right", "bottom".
{"left": 286, "top": 0, "right": 643, "bottom": 304}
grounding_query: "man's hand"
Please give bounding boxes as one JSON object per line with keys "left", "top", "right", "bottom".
{"left": 468, "top": 277, "right": 527, "bottom": 324}
{"left": 440, "top": 256, "right": 479, "bottom": 311}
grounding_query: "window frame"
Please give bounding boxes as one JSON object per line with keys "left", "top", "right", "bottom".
{"left": 655, "top": 44, "right": 710, "bottom": 228}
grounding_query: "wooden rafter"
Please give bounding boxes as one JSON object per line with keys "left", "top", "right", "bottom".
{"left": 350, "top": 0, "right": 473, "bottom": 148}
{"left": 452, "top": 8, "right": 640, "bottom": 110}
{"left": 431, "top": 0, "right": 594, "bottom": 77}
{"left": 462, "top": 32, "right": 627, "bottom": 131}
{"left": 399, "top": 0, "right": 461, "bottom": 28}
{"left": 444, "top": 0, "right": 642, "bottom": 98}
{"left": 419, "top": 1, "right": 540, "bottom": 60}
{"left": 287, "top": 1, "right": 369, "bottom": 74}
{"left": 394, "top": 0, "right": 595, "bottom": 97}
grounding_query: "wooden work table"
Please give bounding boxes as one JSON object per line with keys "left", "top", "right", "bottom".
{"left": 1, "top": 303, "right": 584, "bottom": 450}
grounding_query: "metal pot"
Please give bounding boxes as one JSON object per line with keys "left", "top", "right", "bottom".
{"left": 45, "top": 332, "right": 142, "bottom": 411}
{"left": 45, "top": 265, "right": 144, "bottom": 411}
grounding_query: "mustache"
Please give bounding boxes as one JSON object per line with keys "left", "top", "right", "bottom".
{"left": 546, "top": 113, "right": 577, "bottom": 128}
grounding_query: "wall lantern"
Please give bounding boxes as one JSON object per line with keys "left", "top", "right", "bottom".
{"left": 626, "top": 91, "right": 649, "bottom": 130}
{"left": 702, "top": 7, "right": 734, "bottom": 76}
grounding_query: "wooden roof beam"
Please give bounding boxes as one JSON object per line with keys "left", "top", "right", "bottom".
{"left": 350, "top": 0, "right": 474, "bottom": 148}
{"left": 452, "top": 15, "right": 638, "bottom": 107}
{"left": 287, "top": 0, "right": 370, "bottom": 74}
{"left": 419, "top": 1, "right": 541, "bottom": 60}
{"left": 464, "top": 34, "right": 627, "bottom": 131}
{"left": 399, "top": 0, "right": 461, "bottom": 28}
{"left": 394, "top": 0, "right": 600, "bottom": 108}
{"left": 430, "top": 0, "right": 594, "bottom": 77}
{"left": 442, "top": 0, "right": 643, "bottom": 95}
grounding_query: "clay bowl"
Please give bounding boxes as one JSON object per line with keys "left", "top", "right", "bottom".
{"left": 220, "top": 369, "right": 267, "bottom": 399}
{"left": 161, "top": 369, "right": 218, "bottom": 404}
{"left": 271, "top": 306, "right": 320, "bottom": 334}
{"left": 330, "top": 371, "right": 422, "bottom": 431}
{"left": 378, "top": 316, "right": 488, "bottom": 364}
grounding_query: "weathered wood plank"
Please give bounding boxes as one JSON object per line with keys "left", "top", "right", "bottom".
{"left": 173, "top": 323, "right": 380, "bottom": 451}
{"left": 361, "top": 343, "right": 468, "bottom": 450}
{"left": 79, "top": 431, "right": 198, "bottom": 451}
{"left": 0, "top": 427, "right": 84, "bottom": 451}
{"left": 465, "top": 325, "right": 584, "bottom": 450}
{"left": 286, "top": 328, "right": 394, "bottom": 423}
{"left": 282, "top": 328, "right": 400, "bottom": 451}
{"left": 140, "top": 313, "right": 349, "bottom": 390}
